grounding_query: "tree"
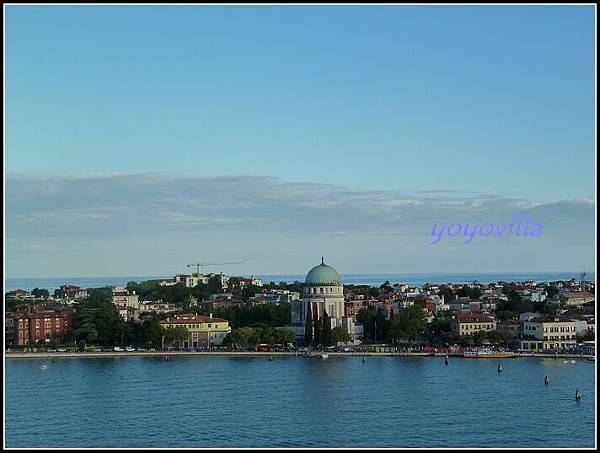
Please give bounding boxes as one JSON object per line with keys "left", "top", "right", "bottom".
{"left": 389, "top": 305, "right": 426, "bottom": 344}
{"left": 313, "top": 308, "right": 322, "bottom": 347}
{"left": 379, "top": 281, "right": 393, "bottom": 295}
{"left": 357, "top": 308, "right": 375, "bottom": 343}
{"left": 545, "top": 285, "right": 559, "bottom": 298}
{"left": 31, "top": 288, "right": 50, "bottom": 299}
{"left": 438, "top": 287, "right": 454, "bottom": 304}
{"left": 274, "top": 328, "right": 296, "bottom": 346}
{"left": 304, "top": 303, "right": 313, "bottom": 346}
{"left": 322, "top": 310, "right": 332, "bottom": 347}
{"left": 331, "top": 326, "right": 351, "bottom": 345}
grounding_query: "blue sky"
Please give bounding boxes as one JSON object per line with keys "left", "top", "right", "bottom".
{"left": 5, "top": 5, "right": 596, "bottom": 277}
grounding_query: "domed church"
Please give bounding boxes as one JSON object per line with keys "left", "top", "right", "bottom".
{"left": 290, "top": 257, "right": 360, "bottom": 343}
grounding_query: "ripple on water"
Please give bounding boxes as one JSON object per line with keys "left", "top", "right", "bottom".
{"left": 5, "top": 356, "right": 596, "bottom": 448}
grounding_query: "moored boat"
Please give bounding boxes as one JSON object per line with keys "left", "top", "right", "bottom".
{"left": 464, "top": 348, "right": 517, "bottom": 358}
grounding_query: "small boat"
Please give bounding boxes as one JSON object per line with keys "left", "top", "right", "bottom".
{"left": 544, "top": 376, "right": 549, "bottom": 385}
{"left": 320, "top": 353, "right": 329, "bottom": 360}
{"left": 464, "top": 348, "right": 517, "bottom": 359}
{"left": 40, "top": 364, "right": 48, "bottom": 370}
{"left": 575, "top": 389, "right": 581, "bottom": 401}
{"left": 497, "top": 364, "right": 503, "bottom": 373}
{"left": 444, "top": 355, "right": 449, "bottom": 366}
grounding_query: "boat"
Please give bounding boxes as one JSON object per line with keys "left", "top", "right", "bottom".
{"left": 463, "top": 348, "right": 517, "bottom": 358}
{"left": 320, "top": 353, "right": 329, "bottom": 360}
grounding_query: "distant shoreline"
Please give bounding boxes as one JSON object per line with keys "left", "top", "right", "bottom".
{"left": 4, "top": 351, "right": 595, "bottom": 360}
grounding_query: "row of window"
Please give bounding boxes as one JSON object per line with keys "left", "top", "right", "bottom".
{"left": 543, "top": 335, "right": 574, "bottom": 341}
{"left": 306, "top": 287, "right": 341, "bottom": 294}
{"left": 461, "top": 323, "right": 494, "bottom": 330}
{"left": 544, "top": 326, "right": 575, "bottom": 333}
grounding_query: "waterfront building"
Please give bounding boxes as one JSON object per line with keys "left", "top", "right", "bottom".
{"left": 12, "top": 306, "right": 73, "bottom": 346}
{"left": 496, "top": 319, "right": 523, "bottom": 339}
{"left": 160, "top": 313, "right": 231, "bottom": 348}
{"left": 290, "top": 258, "right": 362, "bottom": 342}
{"left": 451, "top": 311, "right": 496, "bottom": 336}
{"left": 520, "top": 315, "right": 578, "bottom": 351}
{"left": 579, "top": 341, "right": 595, "bottom": 356}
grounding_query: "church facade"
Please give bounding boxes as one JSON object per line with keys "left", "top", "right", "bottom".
{"left": 290, "top": 258, "right": 361, "bottom": 343}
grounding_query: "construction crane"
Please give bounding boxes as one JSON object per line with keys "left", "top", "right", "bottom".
{"left": 187, "top": 261, "right": 245, "bottom": 275}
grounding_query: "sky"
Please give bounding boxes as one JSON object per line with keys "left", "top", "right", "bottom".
{"left": 4, "top": 5, "right": 596, "bottom": 278}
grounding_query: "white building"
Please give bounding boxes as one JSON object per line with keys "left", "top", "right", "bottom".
{"left": 112, "top": 286, "right": 139, "bottom": 308}
{"left": 290, "top": 258, "right": 361, "bottom": 342}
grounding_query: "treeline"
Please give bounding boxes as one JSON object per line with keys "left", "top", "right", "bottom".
{"left": 65, "top": 288, "right": 189, "bottom": 348}
{"left": 197, "top": 303, "right": 291, "bottom": 328}
{"left": 355, "top": 305, "right": 515, "bottom": 347}
{"left": 223, "top": 326, "right": 296, "bottom": 348}
{"left": 125, "top": 279, "right": 304, "bottom": 305}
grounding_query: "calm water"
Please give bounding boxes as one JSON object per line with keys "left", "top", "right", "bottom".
{"left": 5, "top": 356, "right": 596, "bottom": 448}
{"left": 5, "top": 271, "right": 594, "bottom": 292}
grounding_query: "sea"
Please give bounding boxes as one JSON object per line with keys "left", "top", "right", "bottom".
{"left": 4, "top": 271, "right": 595, "bottom": 293}
{"left": 4, "top": 355, "right": 596, "bottom": 448}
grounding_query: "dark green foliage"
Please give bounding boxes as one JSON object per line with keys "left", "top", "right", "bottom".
{"left": 331, "top": 326, "right": 351, "bottom": 344}
{"left": 304, "top": 303, "right": 313, "bottom": 346}
{"left": 322, "top": 309, "right": 332, "bottom": 347}
{"left": 388, "top": 305, "right": 427, "bottom": 343}
{"left": 31, "top": 288, "right": 50, "bottom": 299}
{"left": 313, "top": 308, "right": 322, "bottom": 347}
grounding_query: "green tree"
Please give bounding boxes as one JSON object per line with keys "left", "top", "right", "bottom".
{"left": 313, "top": 309, "right": 322, "bottom": 347}
{"left": 331, "top": 326, "right": 351, "bottom": 344}
{"left": 438, "top": 287, "right": 454, "bottom": 304}
{"left": 389, "top": 305, "right": 427, "bottom": 344}
{"left": 304, "top": 303, "right": 313, "bottom": 346}
{"left": 274, "top": 328, "right": 296, "bottom": 346}
{"left": 31, "top": 288, "right": 50, "bottom": 299}
{"left": 322, "top": 310, "right": 332, "bottom": 347}
{"left": 379, "top": 281, "right": 393, "bottom": 295}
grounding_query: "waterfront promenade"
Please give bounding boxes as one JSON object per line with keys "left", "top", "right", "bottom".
{"left": 5, "top": 350, "right": 594, "bottom": 359}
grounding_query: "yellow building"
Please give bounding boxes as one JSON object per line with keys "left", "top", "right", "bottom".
{"left": 160, "top": 313, "right": 231, "bottom": 348}
{"left": 521, "top": 315, "right": 577, "bottom": 351}
{"left": 452, "top": 311, "right": 496, "bottom": 336}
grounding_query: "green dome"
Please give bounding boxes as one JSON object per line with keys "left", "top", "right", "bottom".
{"left": 305, "top": 258, "right": 342, "bottom": 286}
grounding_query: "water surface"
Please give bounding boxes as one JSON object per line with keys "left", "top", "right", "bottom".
{"left": 5, "top": 356, "right": 595, "bottom": 448}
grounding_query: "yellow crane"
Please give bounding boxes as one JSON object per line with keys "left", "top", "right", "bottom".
{"left": 186, "top": 261, "right": 245, "bottom": 275}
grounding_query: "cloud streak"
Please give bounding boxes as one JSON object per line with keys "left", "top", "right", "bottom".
{"left": 6, "top": 172, "right": 594, "bottom": 239}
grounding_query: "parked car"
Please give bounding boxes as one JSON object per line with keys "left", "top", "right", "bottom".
{"left": 90, "top": 348, "right": 102, "bottom": 352}
{"left": 137, "top": 348, "right": 147, "bottom": 352}
{"left": 124, "top": 346, "right": 135, "bottom": 352}
{"left": 113, "top": 346, "right": 123, "bottom": 352}
{"left": 57, "top": 348, "right": 67, "bottom": 352}
{"left": 46, "top": 349, "right": 57, "bottom": 353}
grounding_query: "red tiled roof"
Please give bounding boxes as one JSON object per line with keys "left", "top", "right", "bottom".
{"left": 457, "top": 311, "right": 495, "bottom": 323}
